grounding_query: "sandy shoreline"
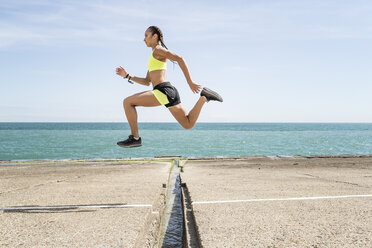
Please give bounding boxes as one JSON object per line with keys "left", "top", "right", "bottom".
{"left": 1, "top": 155, "right": 371, "bottom": 247}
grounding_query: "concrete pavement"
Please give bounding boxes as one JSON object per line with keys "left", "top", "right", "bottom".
{"left": 180, "top": 156, "right": 372, "bottom": 247}
{"left": 1, "top": 156, "right": 371, "bottom": 247}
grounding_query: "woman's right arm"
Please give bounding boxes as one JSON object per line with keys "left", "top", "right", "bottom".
{"left": 116, "top": 66, "right": 151, "bottom": 86}
{"left": 130, "top": 71, "right": 151, "bottom": 86}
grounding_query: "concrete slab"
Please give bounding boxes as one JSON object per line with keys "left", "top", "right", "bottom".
{"left": 181, "top": 156, "right": 372, "bottom": 247}
{"left": 0, "top": 160, "right": 171, "bottom": 247}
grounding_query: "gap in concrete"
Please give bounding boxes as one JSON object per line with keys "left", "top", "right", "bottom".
{"left": 159, "top": 159, "right": 184, "bottom": 247}
{"left": 157, "top": 158, "right": 202, "bottom": 248}
{"left": 181, "top": 182, "right": 202, "bottom": 248}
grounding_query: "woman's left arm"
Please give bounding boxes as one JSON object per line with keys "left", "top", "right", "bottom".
{"left": 156, "top": 48, "right": 201, "bottom": 93}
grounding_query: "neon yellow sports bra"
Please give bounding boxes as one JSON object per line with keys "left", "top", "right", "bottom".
{"left": 148, "top": 51, "right": 167, "bottom": 72}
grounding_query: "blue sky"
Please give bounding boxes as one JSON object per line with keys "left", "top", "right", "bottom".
{"left": 1, "top": 0, "right": 371, "bottom": 122}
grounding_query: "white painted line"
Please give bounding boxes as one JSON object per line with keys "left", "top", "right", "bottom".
{"left": 1, "top": 204, "right": 152, "bottom": 211}
{"left": 192, "top": 194, "right": 372, "bottom": 205}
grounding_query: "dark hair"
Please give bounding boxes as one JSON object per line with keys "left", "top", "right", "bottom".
{"left": 147, "top": 26, "right": 168, "bottom": 49}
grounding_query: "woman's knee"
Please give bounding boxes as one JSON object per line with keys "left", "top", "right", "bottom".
{"left": 183, "top": 124, "right": 193, "bottom": 129}
{"left": 181, "top": 119, "right": 194, "bottom": 129}
{"left": 123, "top": 97, "right": 134, "bottom": 108}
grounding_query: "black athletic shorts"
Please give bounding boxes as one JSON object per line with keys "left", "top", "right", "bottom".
{"left": 153, "top": 82, "right": 181, "bottom": 108}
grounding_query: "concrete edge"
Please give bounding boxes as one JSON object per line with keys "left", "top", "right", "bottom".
{"left": 182, "top": 154, "right": 372, "bottom": 161}
{"left": 181, "top": 182, "right": 202, "bottom": 248}
{"left": 2, "top": 154, "right": 372, "bottom": 166}
{"left": 0, "top": 158, "right": 176, "bottom": 166}
{"left": 134, "top": 186, "right": 167, "bottom": 248}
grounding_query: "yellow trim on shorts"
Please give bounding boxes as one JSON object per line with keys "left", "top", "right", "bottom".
{"left": 153, "top": 89, "right": 169, "bottom": 105}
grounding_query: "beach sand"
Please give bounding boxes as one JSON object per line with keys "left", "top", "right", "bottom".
{"left": 1, "top": 155, "right": 371, "bottom": 247}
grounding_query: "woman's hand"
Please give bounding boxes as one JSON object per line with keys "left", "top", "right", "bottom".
{"left": 188, "top": 81, "right": 202, "bottom": 94}
{"left": 116, "top": 66, "right": 128, "bottom": 77}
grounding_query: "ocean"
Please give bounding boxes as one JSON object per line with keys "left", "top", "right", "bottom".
{"left": 0, "top": 122, "right": 371, "bottom": 161}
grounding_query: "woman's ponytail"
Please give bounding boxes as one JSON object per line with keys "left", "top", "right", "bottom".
{"left": 148, "top": 26, "right": 168, "bottom": 49}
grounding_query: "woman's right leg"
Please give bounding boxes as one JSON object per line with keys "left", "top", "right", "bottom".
{"left": 123, "top": 91, "right": 161, "bottom": 137}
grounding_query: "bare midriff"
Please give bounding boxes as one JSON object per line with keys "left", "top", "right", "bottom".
{"left": 150, "top": 70, "right": 167, "bottom": 88}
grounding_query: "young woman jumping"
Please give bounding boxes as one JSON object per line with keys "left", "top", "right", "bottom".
{"left": 116, "top": 26, "right": 223, "bottom": 148}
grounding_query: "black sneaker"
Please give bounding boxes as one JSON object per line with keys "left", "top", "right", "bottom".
{"left": 117, "top": 135, "right": 142, "bottom": 148}
{"left": 201, "top": 87, "right": 223, "bottom": 102}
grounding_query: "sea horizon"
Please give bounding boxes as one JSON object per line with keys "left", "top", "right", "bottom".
{"left": 1, "top": 122, "right": 371, "bottom": 161}
{"left": 2, "top": 121, "right": 372, "bottom": 123}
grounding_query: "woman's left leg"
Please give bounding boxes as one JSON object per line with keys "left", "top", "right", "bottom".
{"left": 168, "top": 96, "right": 207, "bottom": 129}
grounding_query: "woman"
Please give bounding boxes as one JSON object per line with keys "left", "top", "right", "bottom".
{"left": 116, "top": 26, "right": 223, "bottom": 148}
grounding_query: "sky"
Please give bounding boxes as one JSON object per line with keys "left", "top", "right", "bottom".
{"left": 1, "top": 0, "right": 372, "bottom": 122}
